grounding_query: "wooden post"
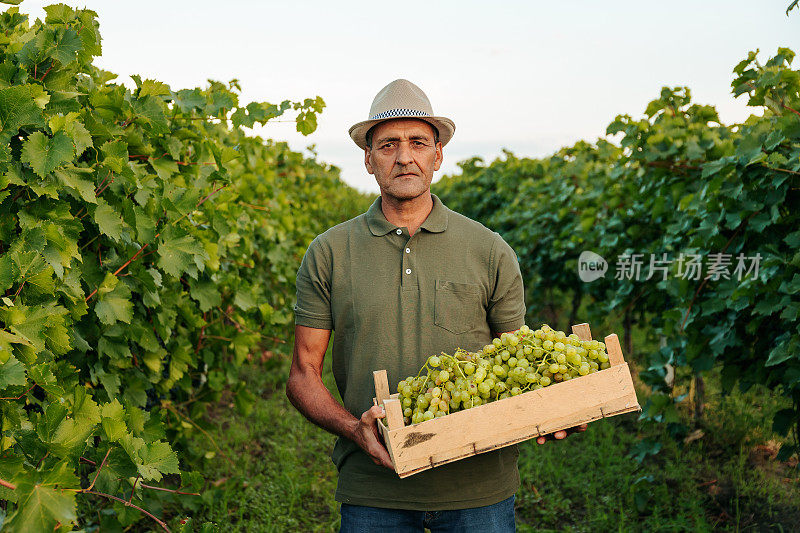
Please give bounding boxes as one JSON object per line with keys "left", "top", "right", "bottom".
{"left": 604, "top": 334, "right": 625, "bottom": 367}
{"left": 374, "top": 370, "right": 390, "bottom": 406}
{"left": 571, "top": 323, "right": 593, "bottom": 342}
{"left": 383, "top": 398, "right": 404, "bottom": 430}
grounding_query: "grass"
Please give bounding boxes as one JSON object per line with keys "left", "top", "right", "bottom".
{"left": 159, "top": 339, "right": 799, "bottom": 532}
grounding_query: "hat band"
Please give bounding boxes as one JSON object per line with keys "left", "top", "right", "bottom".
{"left": 369, "top": 108, "right": 431, "bottom": 120}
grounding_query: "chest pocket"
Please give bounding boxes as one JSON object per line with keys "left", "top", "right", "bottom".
{"left": 434, "top": 280, "right": 483, "bottom": 335}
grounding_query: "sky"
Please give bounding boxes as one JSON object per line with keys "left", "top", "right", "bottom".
{"left": 13, "top": 0, "right": 800, "bottom": 193}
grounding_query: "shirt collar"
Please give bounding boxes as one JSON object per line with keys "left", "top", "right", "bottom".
{"left": 366, "top": 193, "right": 449, "bottom": 236}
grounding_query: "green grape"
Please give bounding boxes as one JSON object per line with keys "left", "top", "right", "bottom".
{"left": 429, "top": 355, "right": 441, "bottom": 368}
{"left": 431, "top": 387, "right": 442, "bottom": 398}
{"left": 526, "top": 372, "right": 538, "bottom": 383}
{"left": 478, "top": 382, "right": 492, "bottom": 395}
{"left": 600, "top": 361, "right": 610, "bottom": 370}
{"left": 438, "top": 370, "right": 450, "bottom": 382}
{"left": 510, "top": 386, "right": 522, "bottom": 396}
{"left": 500, "top": 350, "right": 510, "bottom": 361}
{"left": 445, "top": 381, "right": 456, "bottom": 392}
{"left": 492, "top": 337, "right": 502, "bottom": 347}
{"left": 598, "top": 352, "right": 609, "bottom": 363}
{"left": 549, "top": 363, "right": 559, "bottom": 373}
{"left": 403, "top": 407, "right": 412, "bottom": 417}
{"left": 539, "top": 376, "right": 552, "bottom": 386}
{"left": 464, "top": 362, "right": 476, "bottom": 375}
{"left": 498, "top": 392, "right": 510, "bottom": 400}
{"left": 402, "top": 397, "right": 412, "bottom": 408}
{"left": 556, "top": 353, "right": 566, "bottom": 364}
{"left": 517, "top": 358, "right": 530, "bottom": 369}
{"left": 423, "top": 410, "right": 434, "bottom": 421}
{"left": 558, "top": 364, "right": 568, "bottom": 373}
{"left": 508, "top": 357, "right": 518, "bottom": 368}
{"left": 554, "top": 342, "right": 566, "bottom": 352}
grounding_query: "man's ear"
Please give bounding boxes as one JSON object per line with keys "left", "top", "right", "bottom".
{"left": 433, "top": 142, "right": 443, "bottom": 172}
{"left": 364, "top": 147, "right": 374, "bottom": 175}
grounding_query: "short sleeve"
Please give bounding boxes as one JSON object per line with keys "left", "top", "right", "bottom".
{"left": 294, "top": 236, "right": 334, "bottom": 330}
{"left": 487, "top": 234, "right": 526, "bottom": 333}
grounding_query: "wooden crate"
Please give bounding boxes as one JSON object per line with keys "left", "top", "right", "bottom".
{"left": 373, "top": 323, "right": 641, "bottom": 478}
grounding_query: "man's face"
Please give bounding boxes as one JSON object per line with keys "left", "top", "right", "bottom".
{"left": 364, "top": 118, "right": 443, "bottom": 201}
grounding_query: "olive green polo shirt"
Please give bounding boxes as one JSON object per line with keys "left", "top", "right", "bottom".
{"left": 294, "top": 193, "right": 526, "bottom": 511}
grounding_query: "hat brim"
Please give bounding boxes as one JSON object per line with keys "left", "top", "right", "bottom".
{"left": 348, "top": 116, "right": 455, "bottom": 150}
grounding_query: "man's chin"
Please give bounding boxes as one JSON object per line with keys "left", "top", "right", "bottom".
{"left": 381, "top": 186, "right": 429, "bottom": 202}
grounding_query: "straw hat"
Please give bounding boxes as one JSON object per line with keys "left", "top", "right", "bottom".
{"left": 348, "top": 79, "right": 455, "bottom": 150}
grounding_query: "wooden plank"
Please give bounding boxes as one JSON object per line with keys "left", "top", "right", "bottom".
{"left": 373, "top": 370, "right": 390, "bottom": 406}
{"left": 383, "top": 398, "right": 404, "bottom": 431}
{"left": 604, "top": 333, "right": 625, "bottom": 367}
{"left": 393, "top": 397, "right": 639, "bottom": 477}
{"left": 571, "top": 323, "right": 593, "bottom": 341}
{"left": 384, "top": 363, "right": 639, "bottom": 476}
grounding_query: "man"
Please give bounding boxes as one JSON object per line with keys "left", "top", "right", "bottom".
{"left": 286, "top": 79, "right": 583, "bottom": 532}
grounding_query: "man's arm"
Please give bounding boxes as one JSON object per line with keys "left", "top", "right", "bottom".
{"left": 285, "top": 325, "right": 393, "bottom": 469}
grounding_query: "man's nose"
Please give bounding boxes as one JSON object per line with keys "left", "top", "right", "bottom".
{"left": 396, "top": 141, "right": 413, "bottom": 165}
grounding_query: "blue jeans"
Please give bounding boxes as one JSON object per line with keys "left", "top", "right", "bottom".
{"left": 339, "top": 495, "right": 515, "bottom": 533}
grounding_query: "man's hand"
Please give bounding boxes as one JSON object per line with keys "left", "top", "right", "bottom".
{"left": 349, "top": 405, "right": 394, "bottom": 470}
{"left": 536, "top": 423, "right": 588, "bottom": 445}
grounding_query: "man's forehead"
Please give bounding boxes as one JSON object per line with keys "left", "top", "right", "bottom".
{"left": 371, "top": 118, "right": 436, "bottom": 140}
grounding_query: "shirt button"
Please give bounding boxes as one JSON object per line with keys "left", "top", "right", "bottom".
{"left": 405, "top": 248, "right": 411, "bottom": 254}
{"left": 405, "top": 268, "right": 411, "bottom": 274}
{"left": 396, "top": 229, "right": 402, "bottom": 235}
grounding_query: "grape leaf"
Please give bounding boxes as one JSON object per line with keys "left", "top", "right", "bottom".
{"left": 93, "top": 199, "right": 126, "bottom": 241}
{"left": 136, "top": 440, "right": 180, "bottom": 481}
{"left": 20, "top": 131, "right": 74, "bottom": 179}
{"left": 49, "top": 113, "right": 93, "bottom": 156}
{"left": 157, "top": 231, "right": 208, "bottom": 278}
{"left": 93, "top": 274, "right": 133, "bottom": 325}
{"left": 0, "top": 355, "right": 27, "bottom": 388}
{"left": 54, "top": 166, "right": 97, "bottom": 203}
{"left": 0, "top": 85, "right": 45, "bottom": 143}
{"left": 4, "top": 460, "right": 78, "bottom": 532}
{"left": 50, "top": 27, "right": 83, "bottom": 65}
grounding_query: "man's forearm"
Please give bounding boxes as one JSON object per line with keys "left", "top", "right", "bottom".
{"left": 286, "top": 367, "right": 359, "bottom": 441}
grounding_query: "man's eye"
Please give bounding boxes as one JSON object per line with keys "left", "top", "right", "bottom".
{"left": 380, "top": 143, "right": 394, "bottom": 149}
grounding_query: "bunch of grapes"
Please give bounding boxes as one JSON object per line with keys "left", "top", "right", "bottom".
{"left": 395, "top": 324, "right": 610, "bottom": 425}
